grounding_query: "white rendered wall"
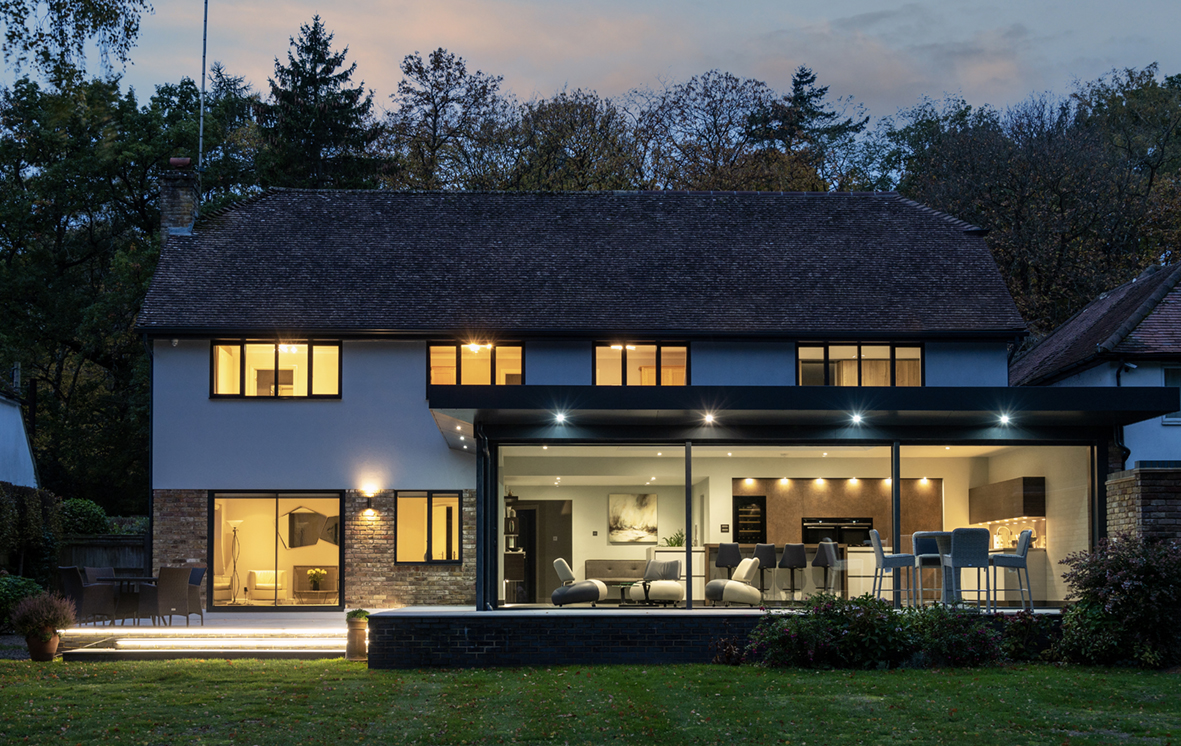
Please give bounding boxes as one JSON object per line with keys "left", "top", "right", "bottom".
{"left": 1051, "top": 362, "right": 1181, "bottom": 464}
{"left": 152, "top": 339, "right": 475, "bottom": 490}
{"left": 925, "top": 342, "right": 1010, "bottom": 386}
{"left": 524, "top": 341, "right": 592, "bottom": 385}
{"left": 690, "top": 342, "right": 794, "bottom": 386}
{"left": 0, "top": 397, "right": 37, "bottom": 487}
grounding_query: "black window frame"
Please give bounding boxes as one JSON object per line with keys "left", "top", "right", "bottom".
{"left": 210, "top": 339, "right": 342, "bottom": 399}
{"left": 1165, "top": 367, "right": 1181, "bottom": 423}
{"left": 394, "top": 489, "right": 464, "bottom": 565}
{"left": 592, "top": 340, "right": 691, "bottom": 386}
{"left": 427, "top": 341, "right": 525, "bottom": 386}
{"left": 796, "top": 342, "right": 925, "bottom": 387}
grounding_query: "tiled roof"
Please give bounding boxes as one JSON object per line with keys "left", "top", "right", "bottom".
{"left": 1010, "top": 263, "right": 1181, "bottom": 386}
{"left": 139, "top": 190, "right": 1026, "bottom": 336}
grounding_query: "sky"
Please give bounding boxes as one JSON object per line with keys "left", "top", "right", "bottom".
{"left": 79, "top": 1, "right": 1181, "bottom": 119}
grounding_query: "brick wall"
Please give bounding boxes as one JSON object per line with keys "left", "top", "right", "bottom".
{"left": 344, "top": 489, "right": 477, "bottom": 608}
{"left": 153, "top": 488, "right": 478, "bottom": 610}
{"left": 152, "top": 489, "right": 208, "bottom": 606}
{"left": 1106, "top": 467, "right": 1181, "bottom": 540}
{"left": 159, "top": 170, "right": 198, "bottom": 236}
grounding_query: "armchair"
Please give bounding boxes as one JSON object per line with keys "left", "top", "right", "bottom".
{"left": 551, "top": 558, "right": 608, "bottom": 607}
{"left": 704, "top": 557, "right": 762, "bottom": 606}
{"left": 626, "top": 559, "right": 684, "bottom": 606}
{"left": 247, "top": 570, "right": 287, "bottom": 602}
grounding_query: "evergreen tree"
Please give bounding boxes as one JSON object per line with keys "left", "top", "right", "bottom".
{"left": 257, "top": 16, "right": 384, "bottom": 188}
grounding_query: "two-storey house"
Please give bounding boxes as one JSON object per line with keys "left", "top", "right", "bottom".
{"left": 139, "top": 170, "right": 1178, "bottom": 612}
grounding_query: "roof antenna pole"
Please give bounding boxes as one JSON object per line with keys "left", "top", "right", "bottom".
{"left": 197, "top": 0, "right": 209, "bottom": 171}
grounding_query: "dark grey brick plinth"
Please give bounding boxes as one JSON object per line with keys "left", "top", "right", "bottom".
{"left": 368, "top": 608, "right": 763, "bottom": 668}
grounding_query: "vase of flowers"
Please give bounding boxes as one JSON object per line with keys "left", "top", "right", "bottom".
{"left": 11, "top": 592, "right": 76, "bottom": 662}
{"left": 307, "top": 567, "right": 327, "bottom": 591}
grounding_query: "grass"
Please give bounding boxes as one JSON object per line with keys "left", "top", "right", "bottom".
{"left": 0, "top": 660, "right": 1178, "bottom": 745}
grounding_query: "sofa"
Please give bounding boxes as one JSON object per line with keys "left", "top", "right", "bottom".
{"left": 247, "top": 570, "right": 287, "bottom": 602}
{"left": 584, "top": 559, "right": 646, "bottom": 599}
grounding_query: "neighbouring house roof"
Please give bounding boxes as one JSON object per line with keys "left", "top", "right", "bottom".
{"left": 139, "top": 190, "right": 1026, "bottom": 337}
{"left": 1010, "top": 263, "right": 1181, "bottom": 386}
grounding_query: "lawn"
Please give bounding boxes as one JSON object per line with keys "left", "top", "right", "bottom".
{"left": 0, "top": 660, "right": 1177, "bottom": 745}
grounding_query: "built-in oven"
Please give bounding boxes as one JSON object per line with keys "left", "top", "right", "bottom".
{"left": 802, "top": 517, "right": 874, "bottom": 545}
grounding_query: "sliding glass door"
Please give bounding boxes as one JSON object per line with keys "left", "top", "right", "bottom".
{"left": 211, "top": 492, "right": 344, "bottom": 608}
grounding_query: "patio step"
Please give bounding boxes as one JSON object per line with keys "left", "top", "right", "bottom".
{"left": 59, "top": 628, "right": 354, "bottom": 662}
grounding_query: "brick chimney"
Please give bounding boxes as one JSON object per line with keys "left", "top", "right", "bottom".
{"left": 160, "top": 157, "right": 199, "bottom": 240}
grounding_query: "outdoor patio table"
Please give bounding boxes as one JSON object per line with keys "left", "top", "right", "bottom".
{"left": 910, "top": 532, "right": 959, "bottom": 603}
{"left": 98, "top": 576, "right": 157, "bottom": 625}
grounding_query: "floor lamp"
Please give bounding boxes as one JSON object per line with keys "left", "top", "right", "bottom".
{"left": 227, "top": 520, "right": 244, "bottom": 604}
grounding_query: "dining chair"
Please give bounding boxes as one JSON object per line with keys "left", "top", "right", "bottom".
{"left": 989, "top": 529, "right": 1033, "bottom": 611}
{"left": 58, "top": 566, "right": 116, "bottom": 626}
{"left": 941, "top": 528, "right": 991, "bottom": 609}
{"left": 141, "top": 567, "right": 192, "bottom": 626}
{"left": 188, "top": 567, "right": 207, "bottom": 625}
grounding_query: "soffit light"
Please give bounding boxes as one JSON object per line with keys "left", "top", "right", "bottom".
{"left": 555, "top": 412, "right": 566, "bottom": 423}
{"left": 999, "top": 414, "right": 1011, "bottom": 425}
{"left": 704, "top": 414, "right": 715, "bottom": 424}
{"left": 851, "top": 414, "right": 863, "bottom": 425}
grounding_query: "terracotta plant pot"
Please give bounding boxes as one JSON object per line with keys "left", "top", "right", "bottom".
{"left": 26, "top": 629, "right": 60, "bottom": 662}
{"left": 346, "top": 617, "right": 368, "bottom": 662}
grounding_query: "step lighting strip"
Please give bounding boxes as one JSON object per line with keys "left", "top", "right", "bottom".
{"left": 115, "top": 638, "right": 347, "bottom": 649}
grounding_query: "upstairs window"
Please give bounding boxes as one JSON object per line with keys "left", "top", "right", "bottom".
{"left": 429, "top": 342, "right": 523, "bottom": 385}
{"left": 594, "top": 342, "right": 688, "bottom": 386}
{"left": 798, "top": 343, "right": 922, "bottom": 387}
{"left": 212, "top": 340, "right": 340, "bottom": 397}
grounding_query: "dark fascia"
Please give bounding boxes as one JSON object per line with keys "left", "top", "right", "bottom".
{"left": 427, "top": 384, "right": 1179, "bottom": 430}
{"left": 138, "top": 328, "right": 1028, "bottom": 342}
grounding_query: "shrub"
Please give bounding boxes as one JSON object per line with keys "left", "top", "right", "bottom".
{"left": 106, "top": 515, "right": 149, "bottom": 535}
{"left": 911, "top": 603, "right": 1002, "bottom": 667}
{"left": 60, "top": 498, "right": 109, "bottom": 535}
{"left": 10, "top": 592, "right": 76, "bottom": 642}
{"left": 0, "top": 572, "right": 45, "bottom": 633}
{"left": 745, "top": 594, "right": 916, "bottom": 669}
{"left": 0, "top": 482, "right": 62, "bottom": 586}
{"left": 1056, "top": 534, "right": 1181, "bottom": 667}
{"left": 1000, "top": 608, "right": 1060, "bottom": 662}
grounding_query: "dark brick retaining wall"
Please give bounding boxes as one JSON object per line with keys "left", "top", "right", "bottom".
{"left": 368, "top": 609, "right": 763, "bottom": 668}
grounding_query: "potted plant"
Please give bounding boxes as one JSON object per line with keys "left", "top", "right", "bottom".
{"left": 11, "top": 592, "right": 76, "bottom": 661}
{"left": 307, "top": 567, "right": 327, "bottom": 591}
{"left": 345, "top": 608, "right": 370, "bottom": 662}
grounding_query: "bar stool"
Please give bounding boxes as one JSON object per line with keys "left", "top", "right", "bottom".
{"left": 778, "top": 543, "right": 807, "bottom": 604}
{"left": 753, "top": 543, "right": 777, "bottom": 595}
{"left": 990, "top": 529, "right": 1033, "bottom": 612}
{"left": 715, "top": 543, "right": 742, "bottom": 579}
{"left": 941, "top": 527, "right": 991, "bottom": 608}
{"left": 812, "top": 539, "right": 843, "bottom": 595}
{"left": 912, "top": 532, "right": 942, "bottom": 605}
{"left": 869, "top": 529, "right": 915, "bottom": 606}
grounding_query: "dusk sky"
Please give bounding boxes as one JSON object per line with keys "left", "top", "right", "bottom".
{"left": 99, "top": 1, "right": 1181, "bottom": 118}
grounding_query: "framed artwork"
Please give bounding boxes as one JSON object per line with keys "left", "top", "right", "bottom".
{"left": 608, "top": 493, "right": 658, "bottom": 543}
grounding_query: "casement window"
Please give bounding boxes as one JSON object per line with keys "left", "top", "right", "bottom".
{"left": 429, "top": 342, "right": 523, "bottom": 385}
{"left": 1165, "top": 368, "right": 1181, "bottom": 423}
{"left": 396, "top": 491, "right": 462, "bottom": 563}
{"left": 797, "top": 343, "right": 923, "bottom": 386}
{"left": 594, "top": 342, "right": 688, "bottom": 386}
{"left": 211, "top": 340, "right": 341, "bottom": 397}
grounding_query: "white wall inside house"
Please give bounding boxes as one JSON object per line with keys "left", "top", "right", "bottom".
{"left": 152, "top": 339, "right": 475, "bottom": 491}
{"left": 0, "top": 396, "right": 37, "bottom": 487}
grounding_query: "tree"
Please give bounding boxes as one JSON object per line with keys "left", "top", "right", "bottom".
{"left": 641, "top": 70, "right": 775, "bottom": 190}
{"left": 388, "top": 48, "right": 506, "bottom": 191}
{"left": 0, "top": 75, "right": 181, "bottom": 513}
{"left": 0, "top": 0, "right": 152, "bottom": 78}
{"left": 747, "top": 66, "right": 870, "bottom": 190}
{"left": 257, "top": 16, "right": 384, "bottom": 189}
{"left": 506, "top": 89, "right": 636, "bottom": 191}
